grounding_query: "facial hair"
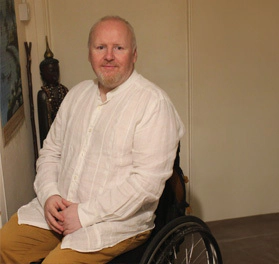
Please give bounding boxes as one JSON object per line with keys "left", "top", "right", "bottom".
{"left": 96, "top": 70, "right": 123, "bottom": 90}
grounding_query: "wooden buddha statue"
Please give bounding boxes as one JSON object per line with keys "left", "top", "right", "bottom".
{"left": 37, "top": 38, "right": 68, "bottom": 147}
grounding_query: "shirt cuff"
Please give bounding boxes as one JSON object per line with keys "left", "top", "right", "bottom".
{"left": 37, "top": 186, "right": 60, "bottom": 208}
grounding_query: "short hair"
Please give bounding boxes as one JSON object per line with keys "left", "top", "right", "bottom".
{"left": 88, "top": 16, "right": 137, "bottom": 52}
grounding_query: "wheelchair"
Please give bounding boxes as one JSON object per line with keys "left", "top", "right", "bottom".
{"left": 31, "top": 144, "right": 222, "bottom": 264}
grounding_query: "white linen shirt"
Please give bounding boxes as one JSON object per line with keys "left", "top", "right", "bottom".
{"left": 18, "top": 71, "right": 185, "bottom": 252}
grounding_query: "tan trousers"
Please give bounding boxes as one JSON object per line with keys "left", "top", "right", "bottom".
{"left": 0, "top": 214, "right": 151, "bottom": 264}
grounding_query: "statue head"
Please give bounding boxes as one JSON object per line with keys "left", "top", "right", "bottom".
{"left": 40, "top": 36, "right": 60, "bottom": 86}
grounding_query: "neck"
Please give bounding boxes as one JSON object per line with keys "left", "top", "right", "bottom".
{"left": 98, "top": 85, "right": 117, "bottom": 102}
{"left": 100, "top": 91, "right": 107, "bottom": 102}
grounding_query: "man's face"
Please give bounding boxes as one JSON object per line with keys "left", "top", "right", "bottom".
{"left": 88, "top": 19, "right": 137, "bottom": 91}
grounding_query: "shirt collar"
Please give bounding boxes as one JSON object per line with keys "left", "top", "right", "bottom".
{"left": 96, "top": 70, "right": 139, "bottom": 102}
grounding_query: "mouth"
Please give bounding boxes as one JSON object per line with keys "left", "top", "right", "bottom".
{"left": 102, "top": 64, "right": 117, "bottom": 69}
{"left": 101, "top": 65, "right": 118, "bottom": 74}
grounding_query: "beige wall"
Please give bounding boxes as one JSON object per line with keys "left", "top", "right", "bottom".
{"left": 1, "top": 0, "right": 278, "bottom": 224}
{"left": 189, "top": 0, "right": 279, "bottom": 220}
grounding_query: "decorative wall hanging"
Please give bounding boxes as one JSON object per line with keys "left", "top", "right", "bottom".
{"left": 0, "top": 0, "right": 24, "bottom": 145}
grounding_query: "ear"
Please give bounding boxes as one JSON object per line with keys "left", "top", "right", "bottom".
{"left": 133, "top": 48, "right": 138, "bottom": 63}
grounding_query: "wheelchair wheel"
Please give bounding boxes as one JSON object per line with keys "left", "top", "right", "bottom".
{"left": 140, "top": 216, "right": 222, "bottom": 264}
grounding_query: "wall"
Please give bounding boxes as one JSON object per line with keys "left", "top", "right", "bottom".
{"left": 189, "top": 0, "right": 279, "bottom": 220}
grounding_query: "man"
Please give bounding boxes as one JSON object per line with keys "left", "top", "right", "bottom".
{"left": 0, "top": 16, "right": 185, "bottom": 263}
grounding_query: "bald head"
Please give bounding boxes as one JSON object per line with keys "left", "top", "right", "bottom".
{"left": 88, "top": 16, "right": 137, "bottom": 52}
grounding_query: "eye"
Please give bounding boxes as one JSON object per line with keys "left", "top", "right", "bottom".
{"left": 96, "top": 45, "right": 105, "bottom": 50}
{"left": 115, "top": 46, "right": 124, "bottom": 51}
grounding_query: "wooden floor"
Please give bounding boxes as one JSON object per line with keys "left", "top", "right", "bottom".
{"left": 207, "top": 213, "right": 279, "bottom": 264}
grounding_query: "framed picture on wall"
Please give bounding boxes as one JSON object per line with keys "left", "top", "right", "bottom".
{"left": 0, "top": 0, "right": 25, "bottom": 145}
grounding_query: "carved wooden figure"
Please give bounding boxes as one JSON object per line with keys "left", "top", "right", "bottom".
{"left": 38, "top": 38, "right": 68, "bottom": 147}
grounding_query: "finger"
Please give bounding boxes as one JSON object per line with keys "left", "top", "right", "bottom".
{"left": 50, "top": 224, "right": 63, "bottom": 234}
{"left": 46, "top": 212, "right": 64, "bottom": 232}
{"left": 61, "top": 198, "right": 73, "bottom": 207}
{"left": 47, "top": 213, "right": 62, "bottom": 228}
{"left": 50, "top": 218, "right": 64, "bottom": 233}
{"left": 56, "top": 199, "right": 67, "bottom": 211}
{"left": 51, "top": 208, "right": 64, "bottom": 222}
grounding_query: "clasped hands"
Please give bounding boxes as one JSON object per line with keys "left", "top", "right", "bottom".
{"left": 44, "top": 195, "right": 82, "bottom": 235}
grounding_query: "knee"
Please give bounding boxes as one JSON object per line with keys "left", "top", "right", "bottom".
{"left": 0, "top": 219, "right": 17, "bottom": 253}
{"left": 0, "top": 229, "right": 7, "bottom": 254}
{"left": 0, "top": 225, "right": 16, "bottom": 262}
{"left": 0, "top": 228, "right": 7, "bottom": 250}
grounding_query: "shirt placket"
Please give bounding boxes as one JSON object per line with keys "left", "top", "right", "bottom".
{"left": 67, "top": 102, "right": 104, "bottom": 202}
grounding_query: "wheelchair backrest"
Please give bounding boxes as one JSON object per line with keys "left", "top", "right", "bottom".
{"left": 153, "top": 143, "right": 189, "bottom": 234}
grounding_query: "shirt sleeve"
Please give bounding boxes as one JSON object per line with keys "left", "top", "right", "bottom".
{"left": 34, "top": 97, "right": 65, "bottom": 208}
{"left": 78, "top": 95, "right": 185, "bottom": 227}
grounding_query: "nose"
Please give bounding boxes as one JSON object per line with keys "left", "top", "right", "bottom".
{"left": 104, "top": 48, "right": 115, "bottom": 61}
